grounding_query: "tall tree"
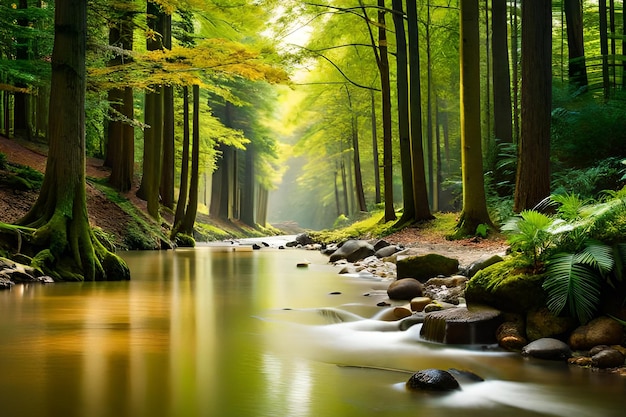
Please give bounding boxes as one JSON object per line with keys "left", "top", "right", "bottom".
{"left": 14, "top": 0, "right": 129, "bottom": 281}
{"left": 492, "top": 0, "right": 513, "bottom": 145}
{"left": 160, "top": 12, "right": 175, "bottom": 209}
{"left": 172, "top": 86, "right": 191, "bottom": 238}
{"left": 13, "top": 0, "right": 31, "bottom": 140}
{"left": 177, "top": 85, "right": 200, "bottom": 236}
{"left": 106, "top": 6, "right": 135, "bottom": 192}
{"left": 455, "top": 0, "right": 493, "bottom": 236}
{"left": 393, "top": 0, "right": 416, "bottom": 225}
{"left": 564, "top": 0, "right": 588, "bottom": 88}
{"left": 136, "top": 0, "right": 165, "bottom": 219}
{"left": 406, "top": 0, "right": 433, "bottom": 222}
{"left": 514, "top": 0, "right": 552, "bottom": 212}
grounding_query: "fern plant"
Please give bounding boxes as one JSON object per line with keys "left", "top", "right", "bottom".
{"left": 543, "top": 241, "right": 613, "bottom": 324}
{"left": 501, "top": 210, "right": 556, "bottom": 266}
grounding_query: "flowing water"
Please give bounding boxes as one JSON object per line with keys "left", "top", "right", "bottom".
{"left": 0, "top": 244, "right": 624, "bottom": 417}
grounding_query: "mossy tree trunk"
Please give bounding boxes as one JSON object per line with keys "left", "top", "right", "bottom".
{"left": 17, "top": 0, "right": 129, "bottom": 282}
{"left": 455, "top": 0, "right": 494, "bottom": 237}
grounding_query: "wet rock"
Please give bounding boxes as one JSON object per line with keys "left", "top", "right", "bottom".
{"left": 568, "top": 316, "right": 625, "bottom": 350}
{"left": 410, "top": 296, "right": 432, "bottom": 312}
{"left": 393, "top": 305, "right": 413, "bottom": 319}
{"left": 526, "top": 307, "right": 577, "bottom": 341}
{"left": 0, "top": 273, "right": 14, "bottom": 290}
{"left": 521, "top": 338, "right": 572, "bottom": 360}
{"left": 425, "top": 275, "right": 469, "bottom": 288}
{"left": 591, "top": 348, "right": 625, "bottom": 369}
{"left": 375, "top": 245, "right": 402, "bottom": 258}
{"left": 497, "top": 319, "right": 528, "bottom": 351}
{"left": 373, "top": 239, "right": 391, "bottom": 251}
{"left": 387, "top": 278, "right": 424, "bottom": 301}
{"left": 420, "top": 305, "right": 503, "bottom": 344}
{"left": 396, "top": 253, "right": 459, "bottom": 282}
{"left": 423, "top": 301, "right": 456, "bottom": 313}
{"left": 568, "top": 356, "right": 593, "bottom": 366}
{"left": 465, "top": 258, "right": 546, "bottom": 314}
{"left": 328, "top": 240, "right": 375, "bottom": 263}
{"left": 462, "top": 254, "right": 504, "bottom": 278}
{"left": 406, "top": 369, "right": 461, "bottom": 392}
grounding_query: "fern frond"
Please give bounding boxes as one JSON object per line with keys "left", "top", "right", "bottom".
{"left": 544, "top": 252, "right": 602, "bottom": 324}
{"left": 575, "top": 242, "right": 614, "bottom": 276}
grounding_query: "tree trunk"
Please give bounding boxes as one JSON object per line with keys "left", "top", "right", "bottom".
{"left": 172, "top": 86, "right": 190, "bottom": 237}
{"left": 16, "top": 0, "right": 129, "bottom": 282}
{"left": 107, "top": 14, "right": 134, "bottom": 192}
{"left": 392, "top": 0, "right": 416, "bottom": 225}
{"left": 137, "top": 1, "right": 165, "bottom": 219}
{"left": 599, "top": 0, "right": 610, "bottom": 101}
{"left": 240, "top": 144, "right": 255, "bottom": 226}
{"left": 376, "top": 0, "right": 396, "bottom": 222}
{"left": 511, "top": 0, "right": 520, "bottom": 143}
{"left": 455, "top": 0, "right": 493, "bottom": 236}
{"left": 407, "top": 0, "right": 433, "bottom": 221}
{"left": 160, "top": 13, "right": 174, "bottom": 209}
{"left": 492, "top": 0, "right": 513, "bottom": 145}
{"left": 346, "top": 87, "right": 367, "bottom": 213}
{"left": 14, "top": 0, "right": 31, "bottom": 140}
{"left": 514, "top": 0, "right": 552, "bottom": 212}
{"left": 492, "top": 0, "right": 514, "bottom": 195}
{"left": 370, "top": 90, "right": 381, "bottom": 204}
{"left": 564, "top": 0, "right": 588, "bottom": 88}
{"left": 179, "top": 85, "right": 200, "bottom": 235}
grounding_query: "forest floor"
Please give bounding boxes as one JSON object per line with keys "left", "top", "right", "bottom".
{"left": 0, "top": 134, "right": 509, "bottom": 263}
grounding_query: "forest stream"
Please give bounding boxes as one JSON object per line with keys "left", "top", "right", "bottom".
{"left": 0, "top": 244, "right": 624, "bottom": 417}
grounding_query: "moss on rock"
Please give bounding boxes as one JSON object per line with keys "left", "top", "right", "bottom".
{"left": 465, "top": 256, "right": 546, "bottom": 313}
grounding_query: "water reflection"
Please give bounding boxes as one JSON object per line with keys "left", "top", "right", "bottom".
{"left": 0, "top": 248, "right": 624, "bottom": 417}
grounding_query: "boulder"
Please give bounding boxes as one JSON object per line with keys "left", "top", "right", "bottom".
{"left": 525, "top": 307, "right": 577, "bottom": 341}
{"left": 420, "top": 305, "right": 503, "bottom": 345}
{"left": 568, "top": 316, "right": 625, "bottom": 351}
{"left": 328, "top": 240, "right": 376, "bottom": 263}
{"left": 387, "top": 278, "right": 424, "bottom": 300}
{"left": 521, "top": 338, "right": 572, "bottom": 360}
{"left": 396, "top": 253, "right": 459, "bottom": 282}
{"left": 406, "top": 369, "right": 460, "bottom": 392}
{"left": 591, "top": 348, "right": 625, "bottom": 369}
{"left": 465, "top": 258, "right": 546, "bottom": 313}
{"left": 372, "top": 239, "right": 391, "bottom": 251}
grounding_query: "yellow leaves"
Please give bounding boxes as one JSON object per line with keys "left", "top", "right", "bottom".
{"left": 88, "top": 38, "right": 288, "bottom": 91}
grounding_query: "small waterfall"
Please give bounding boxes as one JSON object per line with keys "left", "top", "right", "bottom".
{"left": 420, "top": 315, "right": 448, "bottom": 343}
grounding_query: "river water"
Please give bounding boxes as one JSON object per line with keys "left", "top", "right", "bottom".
{"left": 0, "top": 245, "right": 624, "bottom": 417}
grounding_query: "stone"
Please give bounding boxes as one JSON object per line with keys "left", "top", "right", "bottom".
{"left": 526, "top": 307, "right": 577, "bottom": 341}
{"left": 410, "top": 296, "right": 432, "bottom": 312}
{"left": 406, "top": 369, "right": 460, "bottom": 392}
{"left": 497, "top": 320, "right": 528, "bottom": 351}
{"left": 328, "top": 240, "right": 376, "bottom": 263}
{"left": 462, "top": 254, "right": 504, "bottom": 278}
{"left": 396, "top": 253, "right": 459, "bottom": 283}
{"left": 425, "top": 275, "right": 469, "bottom": 288}
{"left": 465, "top": 258, "right": 546, "bottom": 313}
{"left": 375, "top": 245, "right": 402, "bottom": 258}
{"left": 521, "top": 338, "right": 572, "bottom": 360}
{"left": 393, "top": 305, "right": 413, "bottom": 319}
{"left": 591, "top": 348, "right": 625, "bottom": 369}
{"left": 568, "top": 316, "right": 625, "bottom": 351}
{"left": 0, "top": 273, "right": 14, "bottom": 290}
{"left": 420, "top": 305, "right": 503, "bottom": 345}
{"left": 372, "top": 239, "right": 391, "bottom": 251}
{"left": 387, "top": 278, "right": 424, "bottom": 301}
{"left": 447, "top": 368, "right": 484, "bottom": 383}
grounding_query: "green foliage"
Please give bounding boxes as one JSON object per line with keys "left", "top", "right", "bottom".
{"left": 332, "top": 214, "right": 350, "bottom": 229}
{"left": 475, "top": 223, "right": 489, "bottom": 238}
{"left": 503, "top": 188, "right": 626, "bottom": 323}
{"left": 12, "top": 165, "right": 43, "bottom": 189}
{"left": 502, "top": 210, "right": 555, "bottom": 265}
{"left": 0, "top": 153, "right": 7, "bottom": 170}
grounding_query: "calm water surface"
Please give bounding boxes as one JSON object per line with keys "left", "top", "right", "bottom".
{"left": 0, "top": 245, "right": 624, "bottom": 417}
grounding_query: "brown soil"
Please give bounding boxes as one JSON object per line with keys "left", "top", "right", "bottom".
{"left": 0, "top": 135, "right": 140, "bottom": 247}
